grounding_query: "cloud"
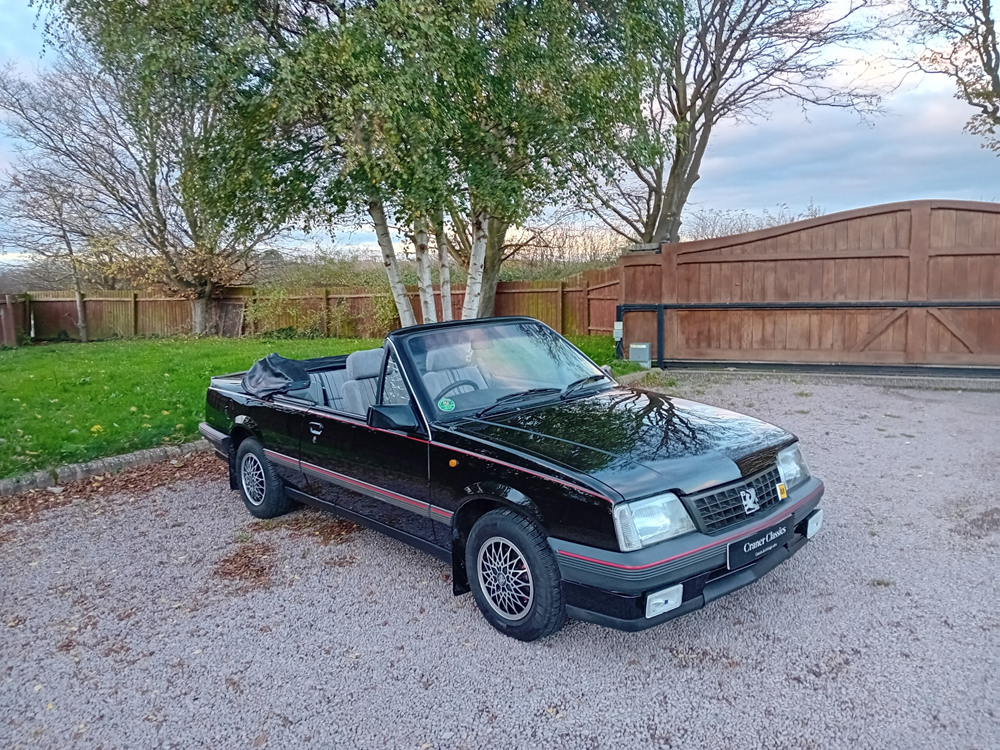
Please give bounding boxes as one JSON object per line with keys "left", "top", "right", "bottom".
{"left": 688, "top": 77, "right": 1000, "bottom": 216}
{"left": 0, "top": 1, "right": 47, "bottom": 66}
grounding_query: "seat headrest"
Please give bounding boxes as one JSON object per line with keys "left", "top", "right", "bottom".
{"left": 426, "top": 344, "right": 472, "bottom": 372}
{"left": 346, "top": 348, "right": 383, "bottom": 380}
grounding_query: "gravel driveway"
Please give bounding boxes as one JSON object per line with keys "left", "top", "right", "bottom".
{"left": 2, "top": 375, "right": 999, "bottom": 749}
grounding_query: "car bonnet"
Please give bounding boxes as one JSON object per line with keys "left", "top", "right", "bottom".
{"left": 447, "top": 387, "right": 795, "bottom": 500}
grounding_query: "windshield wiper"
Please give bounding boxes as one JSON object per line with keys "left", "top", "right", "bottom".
{"left": 560, "top": 373, "right": 610, "bottom": 400}
{"left": 475, "top": 388, "right": 561, "bottom": 419}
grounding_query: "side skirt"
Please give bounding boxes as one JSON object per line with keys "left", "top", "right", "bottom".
{"left": 284, "top": 486, "right": 452, "bottom": 565}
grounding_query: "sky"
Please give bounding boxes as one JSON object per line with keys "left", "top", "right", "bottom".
{"left": 1, "top": 0, "right": 998, "bottom": 261}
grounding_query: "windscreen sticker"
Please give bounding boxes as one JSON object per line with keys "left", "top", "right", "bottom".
{"left": 438, "top": 397, "right": 456, "bottom": 412}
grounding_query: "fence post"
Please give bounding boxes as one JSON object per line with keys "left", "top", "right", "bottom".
{"left": 556, "top": 280, "right": 564, "bottom": 334}
{"left": 660, "top": 246, "right": 679, "bottom": 363}
{"left": 583, "top": 278, "right": 590, "bottom": 335}
{"left": 905, "top": 203, "right": 931, "bottom": 364}
{"left": 131, "top": 292, "right": 139, "bottom": 338}
{"left": 322, "top": 288, "right": 330, "bottom": 337}
{"left": 23, "top": 295, "right": 31, "bottom": 343}
{"left": 2, "top": 295, "right": 18, "bottom": 347}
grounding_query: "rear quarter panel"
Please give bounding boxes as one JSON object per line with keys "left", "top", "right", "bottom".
{"left": 206, "top": 385, "right": 307, "bottom": 491}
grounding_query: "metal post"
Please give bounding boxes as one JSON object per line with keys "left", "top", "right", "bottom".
{"left": 656, "top": 305, "right": 664, "bottom": 370}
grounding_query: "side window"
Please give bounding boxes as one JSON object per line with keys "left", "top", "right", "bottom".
{"left": 381, "top": 353, "right": 411, "bottom": 406}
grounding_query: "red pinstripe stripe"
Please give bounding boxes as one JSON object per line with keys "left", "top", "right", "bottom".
{"left": 556, "top": 488, "right": 821, "bottom": 571}
{"left": 300, "top": 460, "right": 427, "bottom": 510}
{"left": 262, "top": 398, "right": 611, "bottom": 502}
{"left": 437, "top": 444, "right": 614, "bottom": 503}
{"left": 263, "top": 449, "right": 297, "bottom": 467}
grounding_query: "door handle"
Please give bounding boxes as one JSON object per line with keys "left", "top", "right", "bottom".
{"left": 309, "top": 421, "right": 324, "bottom": 436}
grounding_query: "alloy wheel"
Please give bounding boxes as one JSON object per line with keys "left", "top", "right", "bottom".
{"left": 240, "top": 453, "right": 267, "bottom": 506}
{"left": 476, "top": 536, "right": 534, "bottom": 621}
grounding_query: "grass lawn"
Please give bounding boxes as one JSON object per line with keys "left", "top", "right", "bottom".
{"left": 1, "top": 334, "right": 634, "bottom": 480}
{"left": 0, "top": 338, "right": 379, "bottom": 480}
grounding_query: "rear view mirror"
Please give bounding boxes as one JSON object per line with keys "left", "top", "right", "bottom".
{"left": 368, "top": 404, "right": 421, "bottom": 433}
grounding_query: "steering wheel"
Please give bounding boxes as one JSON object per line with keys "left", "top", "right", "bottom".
{"left": 434, "top": 380, "right": 482, "bottom": 402}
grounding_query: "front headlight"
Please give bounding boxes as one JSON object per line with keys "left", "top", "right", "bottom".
{"left": 613, "top": 493, "right": 696, "bottom": 552}
{"left": 776, "top": 443, "right": 811, "bottom": 491}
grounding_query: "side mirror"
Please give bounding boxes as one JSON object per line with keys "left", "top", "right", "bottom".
{"left": 601, "top": 365, "right": 615, "bottom": 379}
{"left": 368, "top": 404, "right": 421, "bottom": 433}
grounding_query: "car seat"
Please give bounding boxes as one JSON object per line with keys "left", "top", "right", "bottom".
{"left": 341, "top": 348, "right": 384, "bottom": 416}
{"left": 422, "top": 344, "right": 489, "bottom": 400}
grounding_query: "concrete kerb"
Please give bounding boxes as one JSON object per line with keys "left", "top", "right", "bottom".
{"left": 0, "top": 439, "right": 211, "bottom": 498}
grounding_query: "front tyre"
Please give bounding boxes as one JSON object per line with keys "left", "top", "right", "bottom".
{"left": 466, "top": 509, "right": 566, "bottom": 641}
{"left": 235, "top": 438, "right": 292, "bottom": 519}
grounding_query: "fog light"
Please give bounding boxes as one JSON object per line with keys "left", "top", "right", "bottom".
{"left": 806, "top": 509, "right": 823, "bottom": 539}
{"left": 645, "top": 583, "right": 684, "bottom": 618}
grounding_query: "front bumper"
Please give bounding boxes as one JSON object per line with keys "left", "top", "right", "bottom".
{"left": 549, "top": 478, "right": 824, "bottom": 631}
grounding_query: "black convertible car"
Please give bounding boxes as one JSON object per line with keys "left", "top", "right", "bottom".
{"left": 200, "top": 316, "right": 824, "bottom": 641}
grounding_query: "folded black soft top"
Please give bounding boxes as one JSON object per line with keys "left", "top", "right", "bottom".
{"left": 241, "top": 353, "right": 310, "bottom": 398}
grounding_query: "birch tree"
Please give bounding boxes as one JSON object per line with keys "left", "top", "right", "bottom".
{"left": 433, "top": 210, "right": 453, "bottom": 322}
{"left": 57, "top": 0, "right": 667, "bottom": 322}
{"left": 411, "top": 218, "right": 437, "bottom": 324}
{"left": 460, "top": 214, "right": 490, "bottom": 320}
{"left": 368, "top": 199, "right": 417, "bottom": 328}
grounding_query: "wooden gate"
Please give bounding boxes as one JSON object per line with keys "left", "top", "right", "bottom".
{"left": 620, "top": 200, "right": 1000, "bottom": 367}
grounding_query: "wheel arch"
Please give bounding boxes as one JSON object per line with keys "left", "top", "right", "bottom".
{"left": 226, "top": 418, "right": 261, "bottom": 489}
{"left": 449, "top": 483, "right": 546, "bottom": 595}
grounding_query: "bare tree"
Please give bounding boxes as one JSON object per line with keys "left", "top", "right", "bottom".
{"left": 0, "top": 45, "right": 284, "bottom": 334}
{"left": 902, "top": 0, "right": 1000, "bottom": 151}
{"left": 680, "top": 201, "right": 824, "bottom": 240}
{"left": 574, "top": 0, "right": 880, "bottom": 244}
{"left": 0, "top": 172, "right": 93, "bottom": 340}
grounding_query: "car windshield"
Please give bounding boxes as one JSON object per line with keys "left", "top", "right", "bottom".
{"left": 403, "top": 321, "right": 608, "bottom": 418}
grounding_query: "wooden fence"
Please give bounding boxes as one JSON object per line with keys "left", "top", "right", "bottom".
{"left": 10, "top": 266, "right": 620, "bottom": 343}
{"left": 620, "top": 199, "right": 1000, "bottom": 367}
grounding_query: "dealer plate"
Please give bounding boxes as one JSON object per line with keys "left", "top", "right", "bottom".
{"left": 727, "top": 518, "right": 791, "bottom": 570}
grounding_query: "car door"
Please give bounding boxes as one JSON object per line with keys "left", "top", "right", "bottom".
{"left": 297, "top": 350, "right": 436, "bottom": 545}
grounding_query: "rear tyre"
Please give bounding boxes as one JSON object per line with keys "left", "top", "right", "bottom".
{"left": 466, "top": 509, "right": 566, "bottom": 641}
{"left": 235, "top": 438, "right": 292, "bottom": 519}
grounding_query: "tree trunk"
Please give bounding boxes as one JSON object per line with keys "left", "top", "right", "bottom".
{"left": 369, "top": 198, "right": 417, "bottom": 328}
{"left": 652, "top": 122, "right": 713, "bottom": 243}
{"left": 73, "top": 289, "right": 88, "bottom": 343}
{"left": 461, "top": 212, "right": 489, "bottom": 320}
{"left": 477, "top": 219, "right": 509, "bottom": 318}
{"left": 413, "top": 218, "right": 437, "bottom": 324}
{"left": 60, "top": 222, "right": 88, "bottom": 342}
{"left": 434, "top": 209, "right": 453, "bottom": 322}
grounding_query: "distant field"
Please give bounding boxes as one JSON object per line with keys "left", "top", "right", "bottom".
{"left": 0, "top": 334, "right": 635, "bottom": 480}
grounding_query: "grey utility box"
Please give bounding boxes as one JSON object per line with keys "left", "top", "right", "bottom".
{"left": 629, "top": 342, "right": 652, "bottom": 369}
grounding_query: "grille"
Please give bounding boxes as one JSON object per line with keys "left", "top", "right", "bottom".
{"left": 689, "top": 466, "right": 784, "bottom": 533}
